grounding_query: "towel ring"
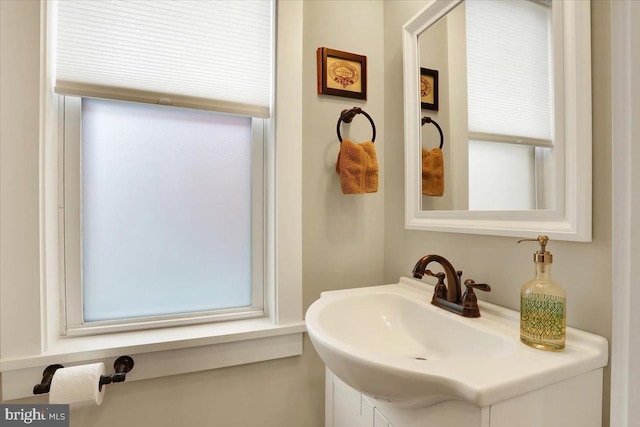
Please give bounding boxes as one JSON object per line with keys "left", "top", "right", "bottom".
{"left": 337, "top": 107, "right": 376, "bottom": 143}
{"left": 421, "top": 116, "right": 444, "bottom": 149}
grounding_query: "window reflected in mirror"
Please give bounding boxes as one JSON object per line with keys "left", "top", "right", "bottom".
{"left": 418, "top": 0, "right": 554, "bottom": 211}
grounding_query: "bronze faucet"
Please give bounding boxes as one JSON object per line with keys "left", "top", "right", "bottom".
{"left": 412, "top": 255, "right": 491, "bottom": 318}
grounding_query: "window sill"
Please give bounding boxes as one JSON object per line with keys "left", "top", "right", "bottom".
{"left": 0, "top": 318, "right": 306, "bottom": 400}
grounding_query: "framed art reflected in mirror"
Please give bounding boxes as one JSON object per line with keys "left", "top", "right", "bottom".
{"left": 420, "top": 67, "right": 438, "bottom": 111}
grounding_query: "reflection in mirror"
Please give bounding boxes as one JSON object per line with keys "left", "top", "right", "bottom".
{"left": 403, "top": 0, "right": 591, "bottom": 240}
{"left": 418, "top": 0, "right": 554, "bottom": 211}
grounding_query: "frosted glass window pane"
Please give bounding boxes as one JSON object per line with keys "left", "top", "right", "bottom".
{"left": 466, "top": 0, "right": 552, "bottom": 140}
{"left": 468, "top": 140, "right": 535, "bottom": 211}
{"left": 81, "top": 98, "right": 252, "bottom": 322}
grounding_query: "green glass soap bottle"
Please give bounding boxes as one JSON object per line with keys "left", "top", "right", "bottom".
{"left": 517, "top": 236, "right": 566, "bottom": 351}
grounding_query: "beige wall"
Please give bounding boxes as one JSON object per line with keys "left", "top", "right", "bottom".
{"left": 301, "top": 0, "right": 386, "bottom": 309}
{"left": 419, "top": 13, "right": 455, "bottom": 211}
{"left": 383, "top": 1, "right": 612, "bottom": 425}
{"left": 1, "top": 1, "right": 385, "bottom": 426}
{"left": 0, "top": 0, "right": 43, "bottom": 360}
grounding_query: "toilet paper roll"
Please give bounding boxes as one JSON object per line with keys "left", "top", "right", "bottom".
{"left": 49, "top": 362, "right": 106, "bottom": 407}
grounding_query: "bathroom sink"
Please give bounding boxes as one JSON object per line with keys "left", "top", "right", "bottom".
{"left": 305, "top": 277, "right": 608, "bottom": 408}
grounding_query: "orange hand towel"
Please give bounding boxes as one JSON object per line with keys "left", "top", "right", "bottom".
{"left": 422, "top": 147, "right": 444, "bottom": 196}
{"left": 336, "top": 139, "right": 379, "bottom": 194}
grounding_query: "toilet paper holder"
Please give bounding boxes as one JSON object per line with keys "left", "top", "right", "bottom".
{"left": 33, "top": 355, "right": 135, "bottom": 395}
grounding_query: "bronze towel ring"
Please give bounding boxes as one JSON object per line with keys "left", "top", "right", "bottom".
{"left": 337, "top": 107, "right": 376, "bottom": 143}
{"left": 421, "top": 116, "right": 444, "bottom": 149}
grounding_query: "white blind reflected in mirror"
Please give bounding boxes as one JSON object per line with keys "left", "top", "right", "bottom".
{"left": 466, "top": 0, "right": 552, "bottom": 141}
{"left": 81, "top": 99, "right": 253, "bottom": 322}
{"left": 56, "top": 0, "right": 273, "bottom": 117}
{"left": 468, "top": 140, "right": 535, "bottom": 210}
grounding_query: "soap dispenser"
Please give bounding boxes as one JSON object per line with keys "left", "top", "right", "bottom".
{"left": 517, "top": 236, "right": 566, "bottom": 351}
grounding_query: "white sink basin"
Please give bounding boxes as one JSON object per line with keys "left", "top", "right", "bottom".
{"left": 305, "top": 277, "right": 608, "bottom": 408}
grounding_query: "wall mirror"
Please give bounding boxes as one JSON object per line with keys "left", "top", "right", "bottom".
{"left": 403, "top": 0, "right": 592, "bottom": 241}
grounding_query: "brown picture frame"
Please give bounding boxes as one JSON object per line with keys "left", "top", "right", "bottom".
{"left": 317, "top": 47, "right": 367, "bottom": 100}
{"left": 420, "top": 67, "right": 439, "bottom": 111}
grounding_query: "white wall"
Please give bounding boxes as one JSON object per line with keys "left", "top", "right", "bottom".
{"left": 383, "top": 1, "right": 613, "bottom": 425}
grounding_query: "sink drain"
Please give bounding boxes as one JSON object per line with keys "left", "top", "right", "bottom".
{"left": 414, "top": 357, "right": 427, "bottom": 361}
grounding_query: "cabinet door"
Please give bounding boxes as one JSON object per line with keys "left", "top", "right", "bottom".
{"left": 326, "top": 368, "right": 482, "bottom": 427}
{"left": 328, "top": 370, "right": 372, "bottom": 427}
{"left": 489, "top": 370, "right": 603, "bottom": 427}
{"left": 374, "top": 408, "right": 392, "bottom": 427}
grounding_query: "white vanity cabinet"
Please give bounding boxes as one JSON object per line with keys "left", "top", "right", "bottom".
{"left": 326, "top": 368, "right": 604, "bottom": 427}
{"left": 308, "top": 281, "right": 608, "bottom": 427}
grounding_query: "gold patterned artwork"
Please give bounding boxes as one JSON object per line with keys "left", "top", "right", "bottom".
{"left": 420, "top": 75, "right": 433, "bottom": 101}
{"left": 317, "top": 47, "right": 367, "bottom": 100}
{"left": 327, "top": 58, "right": 361, "bottom": 91}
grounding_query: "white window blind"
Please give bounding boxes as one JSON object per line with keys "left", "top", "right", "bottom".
{"left": 465, "top": 0, "right": 552, "bottom": 141}
{"left": 55, "top": 0, "right": 273, "bottom": 118}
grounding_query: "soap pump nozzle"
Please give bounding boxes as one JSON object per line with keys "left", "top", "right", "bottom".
{"left": 517, "top": 235, "right": 553, "bottom": 264}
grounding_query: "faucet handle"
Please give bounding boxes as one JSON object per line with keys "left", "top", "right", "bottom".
{"left": 426, "top": 270, "right": 447, "bottom": 299}
{"left": 461, "top": 279, "right": 491, "bottom": 318}
{"left": 463, "top": 279, "right": 491, "bottom": 293}
{"left": 425, "top": 270, "right": 446, "bottom": 280}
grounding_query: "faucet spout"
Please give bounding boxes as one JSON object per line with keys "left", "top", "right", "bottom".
{"left": 412, "top": 254, "right": 461, "bottom": 303}
{"left": 412, "top": 254, "right": 491, "bottom": 317}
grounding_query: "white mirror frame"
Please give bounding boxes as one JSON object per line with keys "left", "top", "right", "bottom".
{"left": 403, "top": 0, "right": 592, "bottom": 242}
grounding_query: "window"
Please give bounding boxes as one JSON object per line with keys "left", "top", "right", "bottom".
{"left": 62, "top": 97, "right": 266, "bottom": 334}
{"left": 468, "top": 140, "right": 550, "bottom": 210}
{"left": 465, "top": 0, "right": 554, "bottom": 211}
{"left": 0, "top": 0, "right": 303, "bottom": 401}
{"left": 54, "top": 0, "right": 274, "bottom": 334}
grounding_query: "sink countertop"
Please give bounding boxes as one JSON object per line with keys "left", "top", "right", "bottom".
{"left": 306, "top": 277, "right": 609, "bottom": 408}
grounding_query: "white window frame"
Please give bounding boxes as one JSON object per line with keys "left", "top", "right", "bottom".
{"left": 0, "top": 0, "right": 304, "bottom": 401}
{"left": 60, "top": 96, "right": 267, "bottom": 336}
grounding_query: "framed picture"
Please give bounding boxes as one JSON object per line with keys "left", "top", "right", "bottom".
{"left": 420, "top": 67, "right": 439, "bottom": 111}
{"left": 317, "top": 47, "right": 367, "bottom": 100}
